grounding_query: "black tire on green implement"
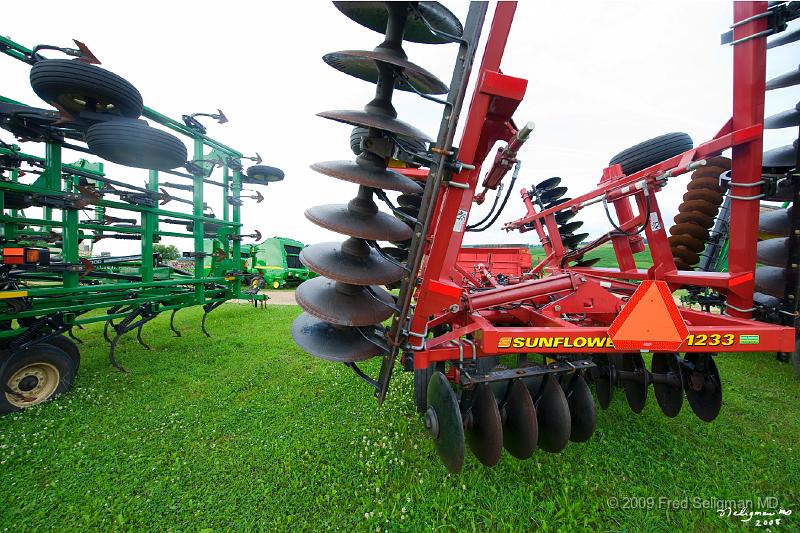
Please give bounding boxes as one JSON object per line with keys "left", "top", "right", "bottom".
{"left": 30, "top": 59, "right": 144, "bottom": 118}
{"left": 0, "top": 344, "right": 76, "bottom": 415}
{"left": 244, "top": 165, "right": 285, "bottom": 184}
{"left": 46, "top": 335, "right": 81, "bottom": 372}
{"left": 609, "top": 132, "right": 693, "bottom": 175}
{"left": 86, "top": 120, "right": 188, "bottom": 171}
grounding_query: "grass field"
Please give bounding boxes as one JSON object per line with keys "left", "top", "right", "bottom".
{"left": 1, "top": 303, "right": 799, "bottom": 531}
{"left": 529, "top": 243, "right": 655, "bottom": 269}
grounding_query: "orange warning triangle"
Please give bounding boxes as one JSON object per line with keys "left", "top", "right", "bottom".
{"left": 608, "top": 280, "right": 688, "bottom": 351}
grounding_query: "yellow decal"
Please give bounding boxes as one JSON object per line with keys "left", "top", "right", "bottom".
{"left": 0, "top": 290, "right": 28, "bottom": 299}
{"left": 499, "top": 336, "right": 613, "bottom": 349}
{"left": 685, "top": 333, "right": 735, "bottom": 347}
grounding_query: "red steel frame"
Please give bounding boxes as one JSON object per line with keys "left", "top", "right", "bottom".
{"left": 404, "top": 1, "right": 794, "bottom": 370}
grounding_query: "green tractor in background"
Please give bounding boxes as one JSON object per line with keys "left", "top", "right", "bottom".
{"left": 244, "top": 236, "right": 316, "bottom": 290}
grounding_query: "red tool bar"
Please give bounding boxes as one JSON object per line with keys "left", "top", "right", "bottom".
{"left": 412, "top": 319, "right": 794, "bottom": 368}
{"left": 467, "top": 273, "right": 575, "bottom": 310}
{"left": 408, "top": 2, "right": 523, "bottom": 344}
{"left": 726, "top": 1, "right": 768, "bottom": 318}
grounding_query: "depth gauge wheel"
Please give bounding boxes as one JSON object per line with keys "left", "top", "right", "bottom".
{"left": 86, "top": 120, "right": 187, "bottom": 171}
{"left": 30, "top": 59, "right": 143, "bottom": 118}
{"left": 0, "top": 345, "right": 76, "bottom": 415}
{"left": 609, "top": 132, "right": 693, "bottom": 175}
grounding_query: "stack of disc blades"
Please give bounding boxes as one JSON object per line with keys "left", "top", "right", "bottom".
{"left": 528, "top": 177, "right": 594, "bottom": 265}
{"left": 754, "top": 30, "right": 800, "bottom": 299}
{"left": 292, "top": 1, "right": 462, "bottom": 364}
{"left": 667, "top": 157, "right": 730, "bottom": 270}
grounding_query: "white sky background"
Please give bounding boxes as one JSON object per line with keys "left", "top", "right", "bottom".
{"left": 1, "top": 1, "right": 797, "bottom": 256}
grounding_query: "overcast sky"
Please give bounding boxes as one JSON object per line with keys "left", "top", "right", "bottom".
{"left": 2, "top": 1, "right": 797, "bottom": 256}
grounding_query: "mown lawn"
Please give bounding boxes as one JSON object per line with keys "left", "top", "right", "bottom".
{"left": 1, "top": 303, "right": 798, "bottom": 531}
{"left": 530, "top": 243, "right": 655, "bottom": 269}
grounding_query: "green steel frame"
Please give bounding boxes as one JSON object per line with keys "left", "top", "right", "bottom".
{"left": 0, "top": 36, "right": 273, "bottom": 363}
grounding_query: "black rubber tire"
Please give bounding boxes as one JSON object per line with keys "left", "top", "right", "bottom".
{"left": 244, "top": 165, "right": 284, "bottom": 184}
{"left": 0, "top": 345, "right": 76, "bottom": 415}
{"left": 30, "top": 59, "right": 143, "bottom": 118}
{"left": 414, "top": 362, "right": 444, "bottom": 412}
{"left": 46, "top": 335, "right": 80, "bottom": 372}
{"left": 86, "top": 120, "right": 187, "bottom": 170}
{"left": 609, "top": 132, "right": 693, "bottom": 175}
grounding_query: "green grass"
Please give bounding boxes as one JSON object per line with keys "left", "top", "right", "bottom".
{"left": 1, "top": 303, "right": 799, "bottom": 531}
{"left": 530, "top": 243, "right": 655, "bottom": 269}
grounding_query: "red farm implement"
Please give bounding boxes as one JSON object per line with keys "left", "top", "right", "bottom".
{"left": 292, "top": 1, "right": 800, "bottom": 472}
{"left": 455, "top": 245, "right": 531, "bottom": 286}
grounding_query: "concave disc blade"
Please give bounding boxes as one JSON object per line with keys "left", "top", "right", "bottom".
{"left": 301, "top": 241, "right": 403, "bottom": 285}
{"left": 766, "top": 65, "right": 800, "bottom": 91}
{"left": 565, "top": 374, "right": 596, "bottom": 442}
{"left": 683, "top": 189, "right": 722, "bottom": 205}
{"left": 394, "top": 205, "right": 419, "bottom": 226}
{"left": 687, "top": 177, "right": 723, "bottom": 194}
{"left": 674, "top": 210, "right": 714, "bottom": 228}
{"left": 464, "top": 383, "right": 503, "bottom": 467}
{"left": 668, "top": 234, "right": 706, "bottom": 252}
{"left": 757, "top": 238, "right": 790, "bottom": 267}
{"left": 559, "top": 221, "right": 584, "bottom": 234}
{"left": 555, "top": 210, "right": 577, "bottom": 224}
{"left": 546, "top": 197, "right": 572, "bottom": 210}
{"left": 764, "top": 103, "right": 800, "bottom": 129}
{"left": 305, "top": 204, "right": 413, "bottom": 242}
{"left": 317, "top": 110, "right": 431, "bottom": 142}
{"left": 573, "top": 257, "right": 600, "bottom": 268}
{"left": 426, "top": 371, "right": 465, "bottom": 474}
{"left": 291, "top": 312, "right": 384, "bottom": 362}
{"left": 768, "top": 27, "right": 800, "bottom": 49}
{"left": 762, "top": 142, "right": 798, "bottom": 170}
{"left": 759, "top": 207, "right": 791, "bottom": 238}
{"left": 621, "top": 353, "right": 648, "bottom": 414}
{"left": 563, "top": 232, "right": 589, "bottom": 249}
{"left": 311, "top": 160, "right": 423, "bottom": 194}
{"left": 380, "top": 246, "right": 408, "bottom": 262}
{"left": 651, "top": 353, "right": 683, "bottom": 418}
{"left": 592, "top": 355, "right": 615, "bottom": 409}
{"left": 333, "top": 1, "right": 463, "bottom": 44}
{"left": 539, "top": 186, "right": 568, "bottom": 203}
{"left": 501, "top": 379, "right": 538, "bottom": 459}
{"left": 323, "top": 50, "right": 448, "bottom": 95}
{"left": 684, "top": 354, "right": 722, "bottom": 422}
{"left": 397, "top": 193, "right": 422, "bottom": 208}
{"left": 535, "top": 176, "right": 561, "bottom": 191}
{"left": 755, "top": 265, "right": 787, "bottom": 298}
{"left": 295, "top": 277, "right": 394, "bottom": 326}
{"left": 534, "top": 374, "right": 571, "bottom": 453}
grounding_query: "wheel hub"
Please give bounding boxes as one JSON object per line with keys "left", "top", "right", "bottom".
{"left": 5, "top": 362, "right": 60, "bottom": 408}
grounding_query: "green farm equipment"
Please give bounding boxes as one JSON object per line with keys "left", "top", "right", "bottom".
{"left": 244, "top": 237, "right": 316, "bottom": 289}
{"left": 0, "top": 36, "right": 284, "bottom": 413}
